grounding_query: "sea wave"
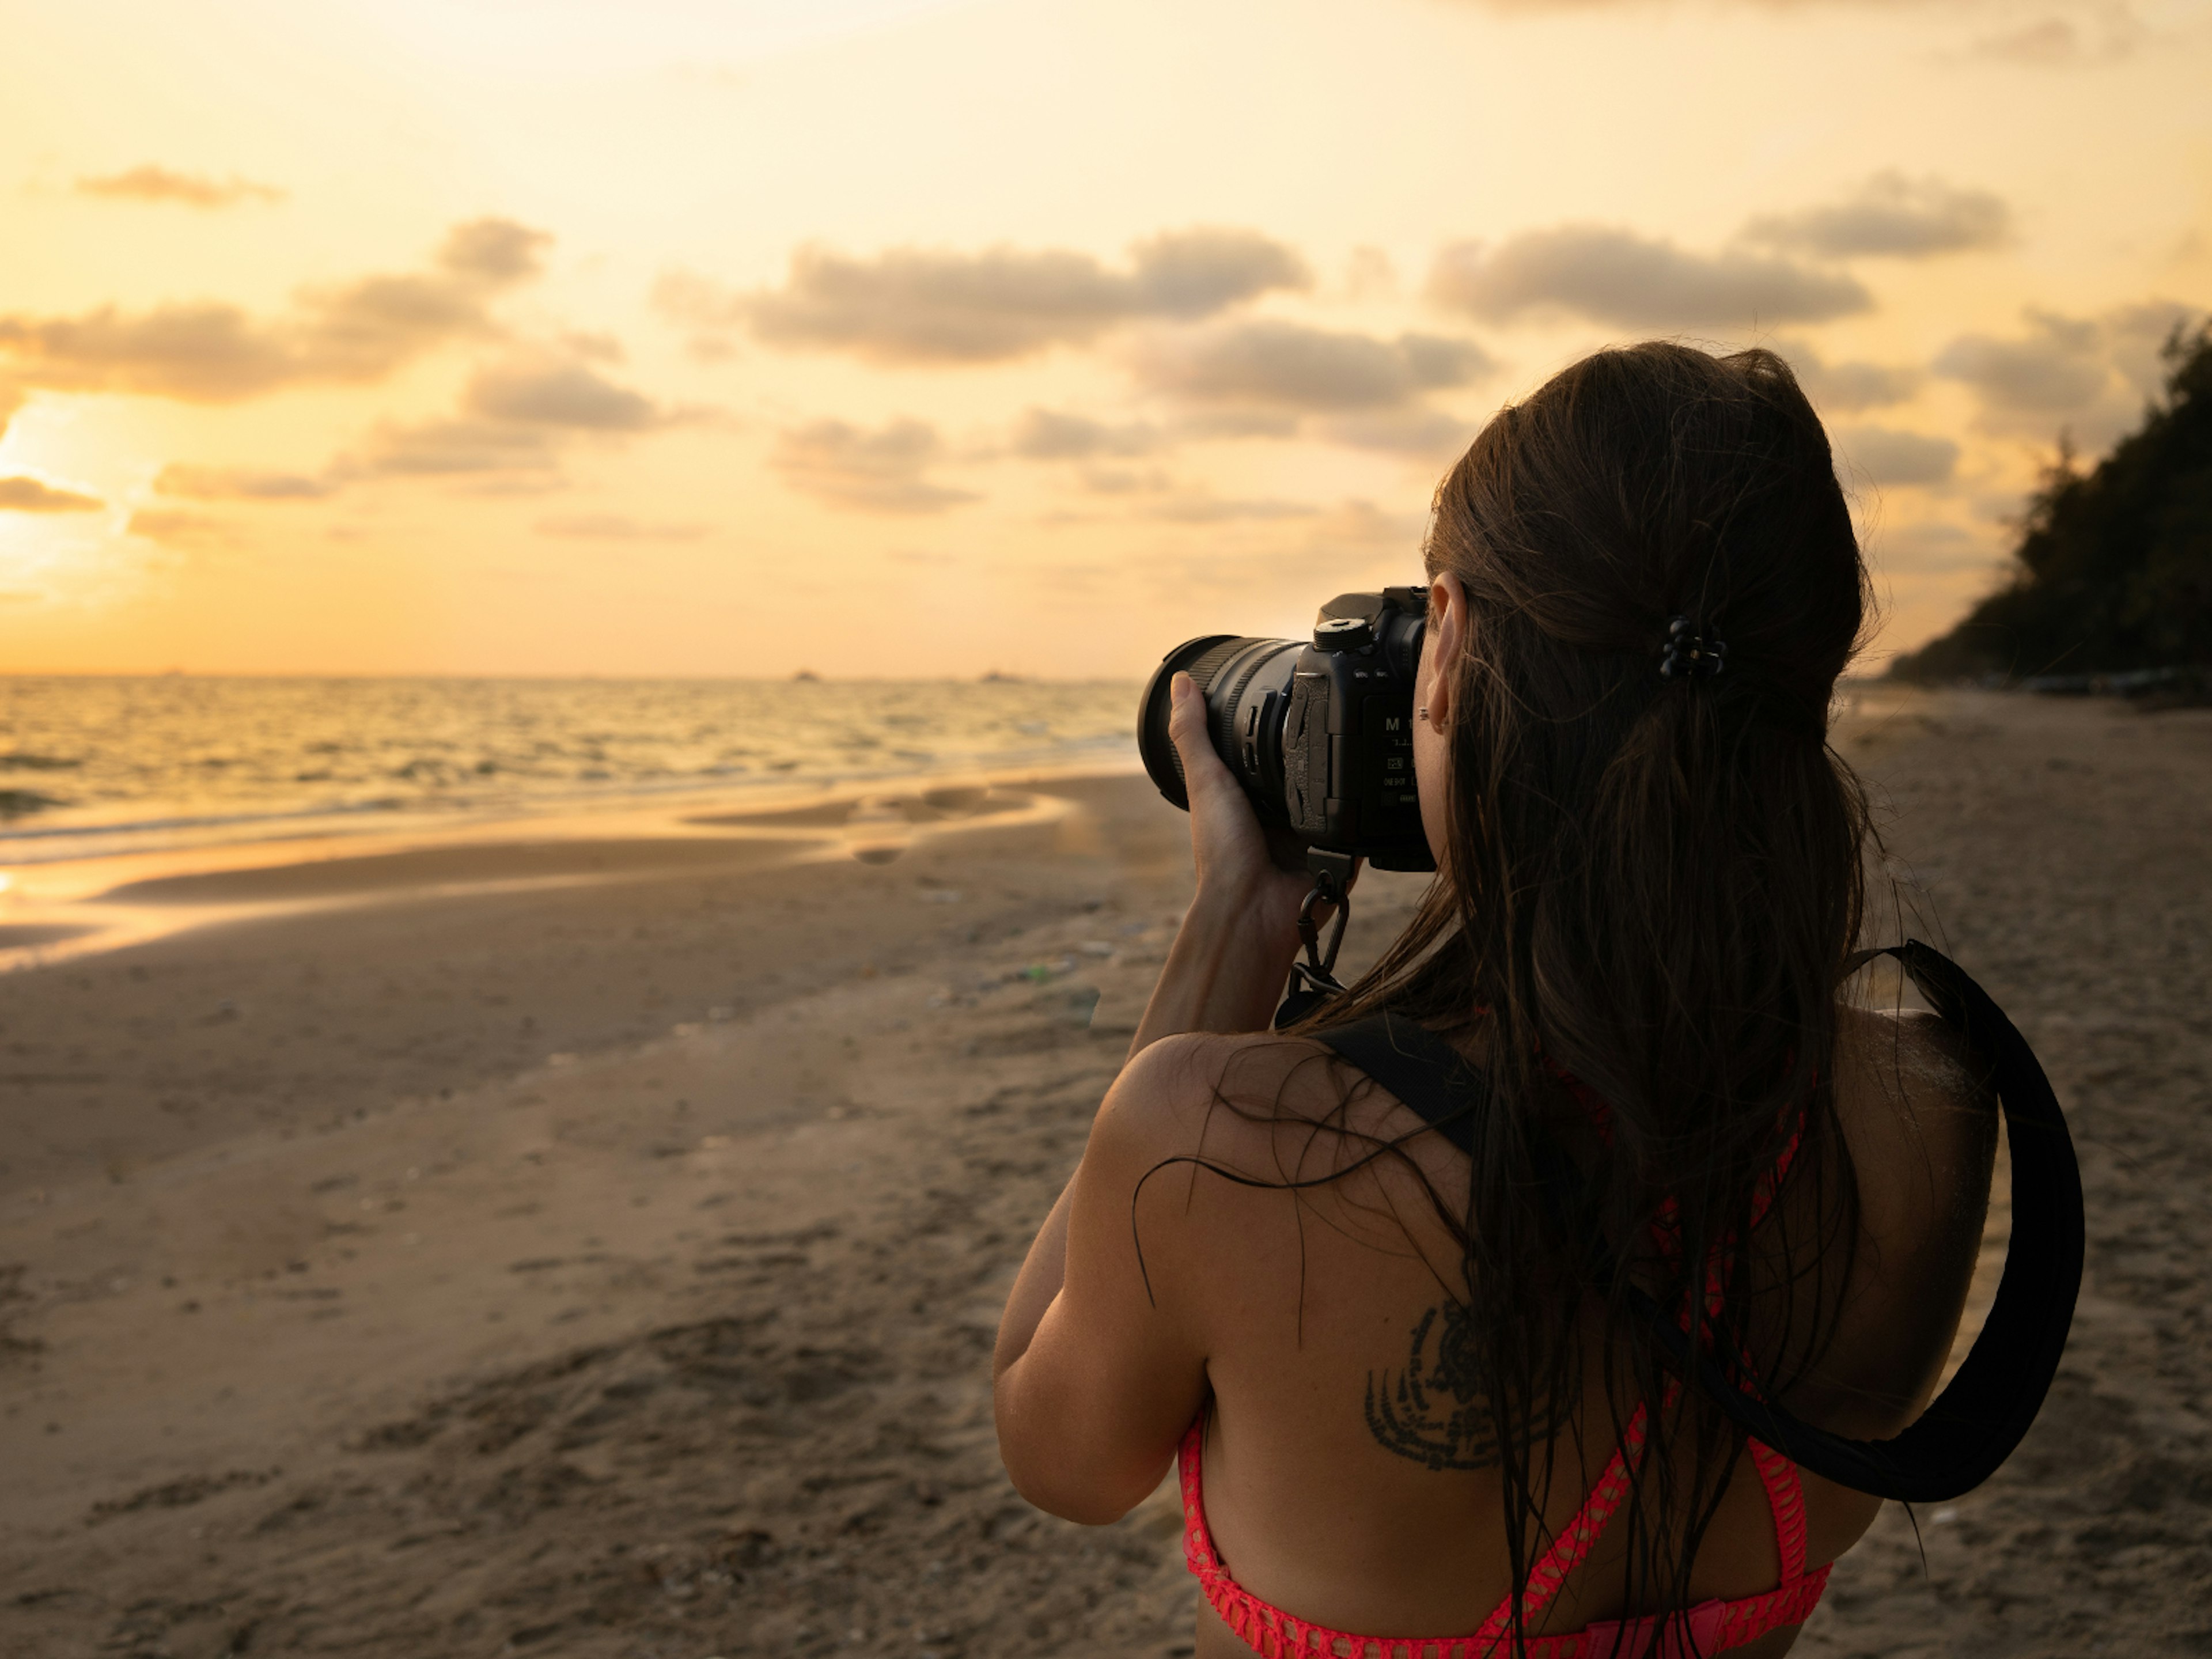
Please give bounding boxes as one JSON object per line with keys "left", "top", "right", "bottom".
{"left": 0, "top": 789, "right": 68, "bottom": 819}
{"left": 0, "top": 676, "right": 1141, "bottom": 865}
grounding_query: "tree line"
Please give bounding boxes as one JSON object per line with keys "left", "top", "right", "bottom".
{"left": 1888, "top": 324, "right": 2212, "bottom": 682}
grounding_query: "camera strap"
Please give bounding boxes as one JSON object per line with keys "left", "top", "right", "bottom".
{"left": 1276, "top": 850, "right": 1355, "bottom": 1028}
{"left": 1304, "top": 942, "right": 2085, "bottom": 1503}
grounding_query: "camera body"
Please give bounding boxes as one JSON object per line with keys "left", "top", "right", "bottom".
{"left": 1138, "top": 586, "right": 1435, "bottom": 872}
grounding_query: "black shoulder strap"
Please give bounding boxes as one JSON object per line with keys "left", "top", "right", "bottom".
{"left": 1309, "top": 942, "right": 2084, "bottom": 1504}
{"left": 1314, "top": 1010, "right": 1491, "bottom": 1155}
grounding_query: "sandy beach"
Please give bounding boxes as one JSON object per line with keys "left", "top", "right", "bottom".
{"left": 2, "top": 691, "right": 2207, "bottom": 1658}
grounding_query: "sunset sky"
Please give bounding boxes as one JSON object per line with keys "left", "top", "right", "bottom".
{"left": 2, "top": 0, "right": 2207, "bottom": 678}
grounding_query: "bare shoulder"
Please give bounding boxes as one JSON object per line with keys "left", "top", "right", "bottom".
{"left": 1835, "top": 1002, "right": 1998, "bottom": 1200}
{"left": 1096, "top": 1029, "right": 1448, "bottom": 1272}
{"left": 1836, "top": 1002, "right": 1993, "bottom": 1105}
{"left": 1099, "top": 1028, "right": 1373, "bottom": 1158}
{"left": 1832, "top": 1003, "right": 1997, "bottom": 1167}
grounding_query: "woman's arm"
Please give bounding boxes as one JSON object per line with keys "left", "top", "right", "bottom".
{"left": 1787, "top": 1008, "right": 2001, "bottom": 1437}
{"left": 1127, "top": 672, "right": 1334, "bottom": 1056}
{"left": 994, "top": 675, "right": 1320, "bottom": 1521}
{"left": 992, "top": 1037, "right": 1214, "bottom": 1523}
{"left": 991, "top": 1179, "right": 1074, "bottom": 1385}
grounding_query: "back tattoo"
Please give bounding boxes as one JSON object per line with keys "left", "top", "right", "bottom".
{"left": 1366, "top": 1302, "right": 1501, "bottom": 1470}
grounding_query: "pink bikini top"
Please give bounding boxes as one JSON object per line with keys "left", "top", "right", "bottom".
{"left": 1177, "top": 1411, "right": 1831, "bottom": 1659}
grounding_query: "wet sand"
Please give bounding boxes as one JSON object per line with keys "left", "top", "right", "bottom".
{"left": 1, "top": 694, "right": 2207, "bottom": 1657}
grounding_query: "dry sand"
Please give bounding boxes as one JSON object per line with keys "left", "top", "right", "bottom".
{"left": 1, "top": 694, "right": 2206, "bottom": 1657}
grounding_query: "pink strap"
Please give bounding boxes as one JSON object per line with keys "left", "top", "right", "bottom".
{"left": 1180, "top": 1408, "right": 1826, "bottom": 1659}
{"left": 1465, "top": 1405, "right": 1647, "bottom": 1645}
{"left": 1745, "top": 1437, "right": 1809, "bottom": 1584}
{"left": 1575, "top": 1567, "right": 1831, "bottom": 1659}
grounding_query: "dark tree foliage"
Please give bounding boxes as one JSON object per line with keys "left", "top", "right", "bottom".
{"left": 1891, "top": 324, "right": 2212, "bottom": 681}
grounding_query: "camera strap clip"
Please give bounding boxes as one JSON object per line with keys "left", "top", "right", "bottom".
{"left": 1279, "top": 848, "right": 1355, "bottom": 1028}
{"left": 1297, "top": 847, "right": 1354, "bottom": 981}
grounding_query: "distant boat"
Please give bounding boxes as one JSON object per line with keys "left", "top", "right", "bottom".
{"left": 791, "top": 669, "right": 821, "bottom": 683}
{"left": 979, "top": 670, "right": 1025, "bottom": 684}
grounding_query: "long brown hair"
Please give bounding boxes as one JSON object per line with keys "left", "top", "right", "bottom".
{"left": 1312, "top": 342, "right": 1874, "bottom": 1646}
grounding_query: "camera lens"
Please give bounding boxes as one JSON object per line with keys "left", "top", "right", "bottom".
{"left": 1137, "top": 589, "right": 1435, "bottom": 873}
{"left": 1137, "top": 634, "right": 1305, "bottom": 820}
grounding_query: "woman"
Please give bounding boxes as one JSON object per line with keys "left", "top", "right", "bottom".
{"left": 993, "top": 343, "right": 1998, "bottom": 1657}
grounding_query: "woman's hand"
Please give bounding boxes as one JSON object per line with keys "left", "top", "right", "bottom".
{"left": 1126, "top": 674, "right": 1355, "bottom": 1054}
{"left": 1168, "top": 672, "right": 1317, "bottom": 935}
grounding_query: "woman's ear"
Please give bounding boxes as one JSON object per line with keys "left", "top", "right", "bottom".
{"left": 1423, "top": 575, "right": 1464, "bottom": 727}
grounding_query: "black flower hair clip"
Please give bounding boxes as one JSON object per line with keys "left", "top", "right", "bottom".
{"left": 1659, "top": 616, "right": 1726, "bottom": 681}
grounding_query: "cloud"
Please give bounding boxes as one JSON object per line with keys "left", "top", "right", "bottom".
{"left": 770, "top": 418, "right": 978, "bottom": 514}
{"left": 559, "top": 330, "right": 626, "bottom": 364}
{"left": 1770, "top": 337, "right": 1922, "bottom": 412}
{"left": 1045, "top": 459, "right": 1318, "bottom": 522}
{"left": 2103, "top": 300, "right": 2205, "bottom": 399}
{"left": 151, "top": 350, "right": 650, "bottom": 501}
{"left": 1316, "top": 408, "right": 1478, "bottom": 456}
{"left": 1964, "top": 10, "right": 2144, "bottom": 64}
{"left": 1869, "top": 518, "right": 2003, "bottom": 578}
{"left": 346, "top": 417, "right": 562, "bottom": 479}
{"left": 533, "top": 513, "right": 709, "bottom": 541}
{"left": 1125, "top": 228, "right": 1310, "bottom": 316}
{"left": 703, "top": 226, "right": 1309, "bottom": 365}
{"left": 1308, "top": 497, "right": 1425, "bottom": 554}
{"left": 147, "top": 342, "right": 665, "bottom": 502}
{"left": 463, "top": 357, "right": 659, "bottom": 430}
{"left": 0, "top": 217, "right": 548, "bottom": 402}
{"left": 1068, "top": 464, "right": 1175, "bottom": 498}
{"left": 437, "top": 219, "right": 551, "bottom": 284}
{"left": 1832, "top": 426, "right": 1960, "bottom": 487}
{"left": 154, "top": 463, "right": 335, "bottom": 501}
{"left": 1934, "top": 313, "right": 2109, "bottom": 420}
{"left": 1131, "top": 320, "right": 1493, "bottom": 411}
{"left": 127, "top": 508, "right": 232, "bottom": 548}
{"left": 1933, "top": 300, "right": 2204, "bottom": 444}
{"left": 1743, "top": 172, "right": 2010, "bottom": 259}
{"left": 1007, "top": 408, "right": 1162, "bottom": 460}
{"left": 1429, "top": 227, "right": 1869, "bottom": 328}
{"left": 1144, "top": 493, "right": 1319, "bottom": 524}
{"left": 1104, "top": 497, "right": 1426, "bottom": 596}
{"left": 0, "top": 305, "right": 296, "bottom": 402}
{"left": 1969, "top": 16, "right": 2084, "bottom": 60}
{"left": 0, "top": 383, "right": 20, "bottom": 441}
{"left": 1176, "top": 408, "right": 1303, "bottom": 440}
{"left": 0, "top": 475, "right": 101, "bottom": 512}
{"left": 75, "top": 165, "right": 285, "bottom": 209}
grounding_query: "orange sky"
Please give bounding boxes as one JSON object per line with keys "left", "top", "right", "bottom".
{"left": 1, "top": 0, "right": 2207, "bottom": 677}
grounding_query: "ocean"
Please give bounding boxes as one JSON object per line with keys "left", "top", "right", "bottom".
{"left": 0, "top": 676, "right": 1143, "bottom": 867}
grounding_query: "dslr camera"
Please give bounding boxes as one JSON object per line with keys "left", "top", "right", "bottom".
{"left": 1137, "top": 587, "right": 1435, "bottom": 874}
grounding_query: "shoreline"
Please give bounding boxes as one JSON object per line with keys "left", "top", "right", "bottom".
{"left": 0, "top": 756, "right": 1147, "bottom": 974}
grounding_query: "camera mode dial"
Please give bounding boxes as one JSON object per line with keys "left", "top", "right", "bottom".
{"left": 1313, "top": 616, "right": 1373, "bottom": 652}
